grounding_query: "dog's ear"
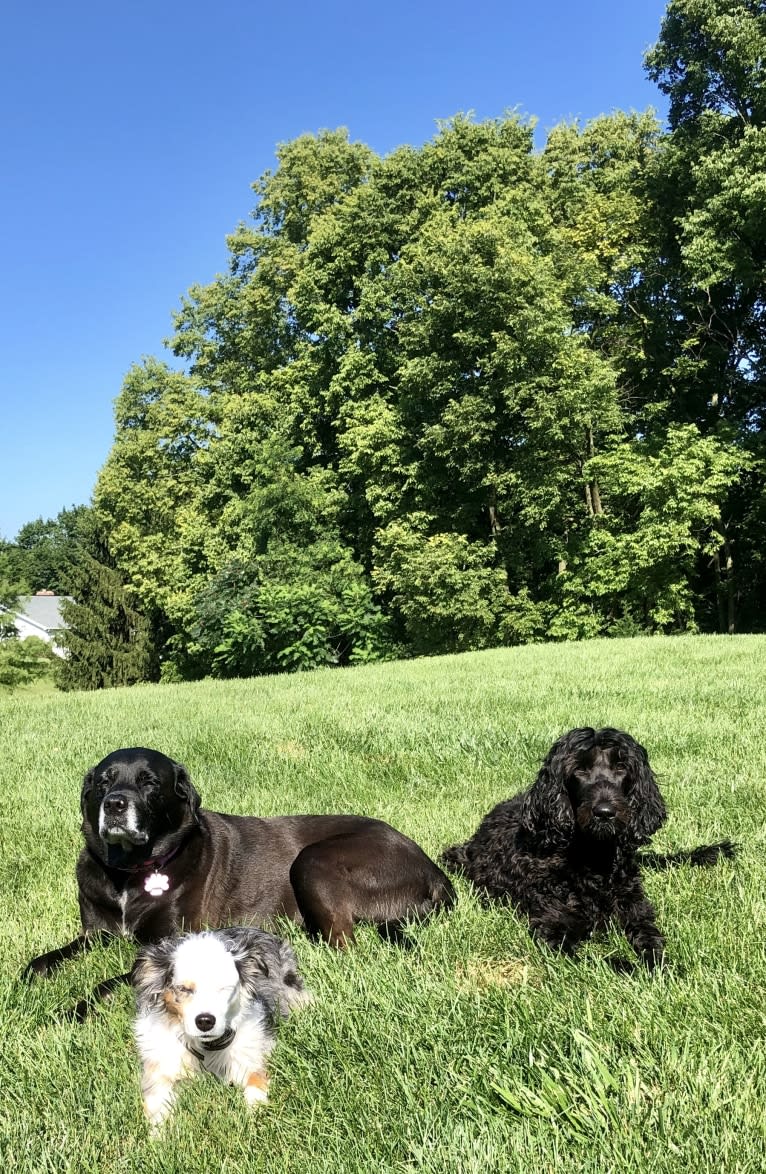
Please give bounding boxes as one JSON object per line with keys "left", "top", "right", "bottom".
{"left": 173, "top": 762, "right": 201, "bottom": 823}
{"left": 520, "top": 735, "right": 576, "bottom": 846}
{"left": 80, "top": 768, "right": 95, "bottom": 816}
{"left": 274, "top": 940, "right": 310, "bottom": 1011}
{"left": 234, "top": 948, "right": 270, "bottom": 998}
{"left": 131, "top": 943, "right": 173, "bottom": 1006}
{"left": 625, "top": 738, "right": 667, "bottom": 843}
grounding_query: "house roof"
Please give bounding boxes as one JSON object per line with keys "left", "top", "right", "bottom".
{"left": 17, "top": 595, "right": 70, "bottom": 631}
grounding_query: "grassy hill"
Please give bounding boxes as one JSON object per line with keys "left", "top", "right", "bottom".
{"left": 2, "top": 636, "right": 765, "bottom": 1172}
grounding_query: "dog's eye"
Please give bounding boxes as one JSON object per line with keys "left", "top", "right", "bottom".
{"left": 175, "top": 985, "right": 194, "bottom": 996}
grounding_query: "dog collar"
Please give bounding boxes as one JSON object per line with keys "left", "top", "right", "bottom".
{"left": 201, "top": 1026, "right": 236, "bottom": 1051}
{"left": 186, "top": 1027, "right": 236, "bottom": 1064}
{"left": 138, "top": 849, "right": 179, "bottom": 895}
{"left": 93, "top": 840, "right": 187, "bottom": 892}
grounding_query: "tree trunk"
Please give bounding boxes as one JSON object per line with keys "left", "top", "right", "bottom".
{"left": 713, "top": 526, "right": 736, "bottom": 634}
{"left": 586, "top": 427, "right": 603, "bottom": 515}
{"left": 724, "top": 534, "right": 735, "bottom": 635}
{"left": 712, "top": 550, "right": 727, "bottom": 634}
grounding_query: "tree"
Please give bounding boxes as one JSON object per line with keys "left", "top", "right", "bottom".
{"left": 0, "top": 549, "right": 23, "bottom": 639}
{"left": 57, "top": 529, "right": 155, "bottom": 691}
{"left": 87, "top": 79, "right": 765, "bottom": 670}
{"left": 0, "top": 549, "right": 58, "bottom": 691}
{"left": 11, "top": 506, "right": 91, "bottom": 594}
{"left": 0, "top": 637, "right": 57, "bottom": 692}
{"left": 645, "top": 0, "right": 766, "bottom": 629}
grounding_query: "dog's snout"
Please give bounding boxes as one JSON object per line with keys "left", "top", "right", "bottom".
{"left": 103, "top": 793, "right": 129, "bottom": 815}
{"left": 593, "top": 800, "right": 616, "bottom": 819}
{"left": 195, "top": 1013, "right": 216, "bottom": 1033}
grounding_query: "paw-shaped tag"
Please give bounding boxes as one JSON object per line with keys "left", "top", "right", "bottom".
{"left": 144, "top": 872, "right": 170, "bottom": 897}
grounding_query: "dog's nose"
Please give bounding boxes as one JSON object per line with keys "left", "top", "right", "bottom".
{"left": 593, "top": 801, "right": 616, "bottom": 819}
{"left": 103, "top": 793, "right": 128, "bottom": 815}
{"left": 195, "top": 1013, "right": 216, "bottom": 1033}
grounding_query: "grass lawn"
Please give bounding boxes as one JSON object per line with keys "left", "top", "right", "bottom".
{"left": 1, "top": 635, "right": 765, "bottom": 1172}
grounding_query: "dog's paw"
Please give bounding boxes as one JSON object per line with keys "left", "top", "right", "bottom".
{"left": 606, "top": 956, "right": 636, "bottom": 975}
{"left": 243, "top": 1072, "right": 269, "bottom": 1107}
{"left": 21, "top": 956, "right": 52, "bottom": 982}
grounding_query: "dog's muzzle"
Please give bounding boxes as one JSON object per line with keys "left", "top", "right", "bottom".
{"left": 578, "top": 798, "right": 620, "bottom": 838}
{"left": 98, "top": 791, "right": 149, "bottom": 845}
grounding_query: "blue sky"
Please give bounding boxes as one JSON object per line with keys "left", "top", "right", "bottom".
{"left": 0, "top": 0, "right": 669, "bottom": 540}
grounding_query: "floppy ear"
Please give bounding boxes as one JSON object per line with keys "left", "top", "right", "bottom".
{"left": 131, "top": 942, "right": 174, "bottom": 1007}
{"left": 234, "top": 947, "right": 270, "bottom": 998}
{"left": 173, "top": 762, "right": 201, "bottom": 823}
{"left": 274, "top": 940, "right": 311, "bottom": 1009}
{"left": 80, "top": 768, "right": 95, "bottom": 817}
{"left": 520, "top": 734, "right": 576, "bottom": 846}
{"left": 625, "top": 738, "right": 666, "bottom": 844}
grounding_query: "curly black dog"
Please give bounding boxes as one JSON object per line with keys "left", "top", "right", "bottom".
{"left": 441, "top": 727, "right": 735, "bottom": 969}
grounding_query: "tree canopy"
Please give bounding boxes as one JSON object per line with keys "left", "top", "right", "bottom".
{"left": 19, "top": 0, "right": 765, "bottom": 686}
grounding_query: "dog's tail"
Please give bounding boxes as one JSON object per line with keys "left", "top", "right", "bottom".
{"left": 439, "top": 842, "right": 470, "bottom": 873}
{"left": 640, "top": 839, "right": 736, "bottom": 870}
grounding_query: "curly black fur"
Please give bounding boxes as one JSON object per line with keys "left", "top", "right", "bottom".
{"left": 441, "top": 727, "right": 735, "bottom": 970}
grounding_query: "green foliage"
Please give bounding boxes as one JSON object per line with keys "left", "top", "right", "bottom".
{"left": 644, "top": 0, "right": 766, "bottom": 626}
{"left": 374, "top": 518, "right": 513, "bottom": 655}
{"left": 192, "top": 548, "right": 392, "bottom": 677}
{"left": 646, "top": 0, "right": 766, "bottom": 129}
{"left": 0, "top": 549, "right": 24, "bottom": 639}
{"left": 57, "top": 531, "right": 155, "bottom": 691}
{"left": 0, "top": 635, "right": 57, "bottom": 692}
{"left": 46, "top": 5, "right": 762, "bottom": 682}
{"left": 9, "top": 506, "right": 91, "bottom": 594}
{"left": 552, "top": 425, "right": 749, "bottom": 635}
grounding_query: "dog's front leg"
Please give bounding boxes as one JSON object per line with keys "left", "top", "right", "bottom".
{"left": 141, "top": 1059, "right": 185, "bottom": 1133}
{"left": 527, "top": 902, "right": 587, "bottom": 957}
{"left": 618, "top": 888, "right": 665, "bottom": 970}
{"left": 22, "top": 931, "right": 109, "bottom": 980}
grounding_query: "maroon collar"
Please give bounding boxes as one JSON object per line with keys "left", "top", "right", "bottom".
{"left": 92, "top": 838, "right": 187, "bottom": 875}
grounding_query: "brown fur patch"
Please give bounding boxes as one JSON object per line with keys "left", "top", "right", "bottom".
{"left": 246, "top": 1071, "right": 269, "bottom": 1092}
{"left": 162, "top": 985, "right": 195, "bottom": 1019}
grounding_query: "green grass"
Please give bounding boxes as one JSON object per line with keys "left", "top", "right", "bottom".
{"left": 2, "top": 635, "right": 765, "bottom": 1172}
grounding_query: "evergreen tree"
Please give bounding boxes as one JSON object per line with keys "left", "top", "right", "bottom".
{"left": 57, "top": 531, "right": 155, "bottom": 690}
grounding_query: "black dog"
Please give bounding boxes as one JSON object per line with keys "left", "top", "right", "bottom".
{"left": 440, "top": 727, "right": 734, "bottom": 969}
{"left": 24, "top": 747, "right": 455, "bottom": 1012}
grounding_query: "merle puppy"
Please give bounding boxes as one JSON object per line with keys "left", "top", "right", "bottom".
{"left": 441, "top": 727, "right": 734, "bottom": 969}
{"left": 24, "top": 747, "right": 455, "bottom": 1014}
{"left": 132, "top": 927, "right": 311, "bottom": 1130}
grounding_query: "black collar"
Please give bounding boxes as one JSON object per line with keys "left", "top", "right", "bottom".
{"left": 186, "top": 1026, "right": 236, "bottom": 1064}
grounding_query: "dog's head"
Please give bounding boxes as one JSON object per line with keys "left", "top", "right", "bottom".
{"left": 521, "top": 727, "right": 667, "bottom": 848}
{"left": 132, "top": 932, "right": 244, "bottom": 1044}
{"left": 132, "top": 928, "right": 310, "bottom": 1042}
{"left": 81, "top": 747, "right": 201, "bottom": 866}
